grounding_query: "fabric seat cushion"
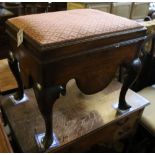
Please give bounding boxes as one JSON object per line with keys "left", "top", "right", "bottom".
{"left": 138, "top": 86, "right": 155, "bottom": 135}
{"left": 8, "top": 9, "right": 143, "bottom": 47}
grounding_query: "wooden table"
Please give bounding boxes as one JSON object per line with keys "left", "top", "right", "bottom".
{"left": 5, "top": 9, "right": 146, "bottom": 150}
{"left": 0, "top": 80, "right": 149, "bottom": 152}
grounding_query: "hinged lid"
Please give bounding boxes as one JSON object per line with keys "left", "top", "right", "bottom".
{"left": 6, "top": 9, "right": 146, "bottom": 59}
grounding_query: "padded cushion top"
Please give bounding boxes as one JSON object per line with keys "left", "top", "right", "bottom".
{"left": 8, "top": 9, "right": 143, "bottom": 47}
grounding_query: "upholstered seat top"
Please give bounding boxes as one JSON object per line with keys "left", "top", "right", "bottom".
{"left": 8, "top": 9, "right": 143, "bottom": 47}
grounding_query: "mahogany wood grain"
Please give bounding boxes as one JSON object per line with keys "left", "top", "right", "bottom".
{"left": 0, "top": 118, "right": 12, "bottom": 152}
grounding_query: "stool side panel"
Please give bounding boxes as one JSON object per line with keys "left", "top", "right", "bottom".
{"left": 11, "top": 38, "right": 143, "bottom": 94}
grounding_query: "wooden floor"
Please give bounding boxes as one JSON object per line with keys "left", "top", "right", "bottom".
{"left": 0, "top": 59, "right": 17, "bottom": 94}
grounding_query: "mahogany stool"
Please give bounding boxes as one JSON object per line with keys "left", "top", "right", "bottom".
{"left": 5, "top": 9, "right": 146, "bottom": 150}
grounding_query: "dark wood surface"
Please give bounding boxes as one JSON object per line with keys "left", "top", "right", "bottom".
{"left": 0, "top": 3, "right": 23, "bottom": 16}
{"left": 0, "top": 7, "right": 14, "bottom": 19}
{"left": 0, "top": 8, "right": 14, "bottom": 59}
{"left": 0, "top": 80, "right": 149, "bottom": 152}
{"left": 0, "top": 116, "right": 12, "bottom": 152}
{"left": 131, "top": 34, "right": 155, "bottom": 91}
{"left": 0, "top": 2, "right": 67, "bottom": 16}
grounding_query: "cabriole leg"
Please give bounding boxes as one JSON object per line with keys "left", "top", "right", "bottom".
{"left": 33, "top": 83, "right": 66, "bottom": 150}
{"left": 8, "top": 51, "right": 24, "bottom": 100}
{"left": 118, "top": 58, "right": 142, "bottom": 110}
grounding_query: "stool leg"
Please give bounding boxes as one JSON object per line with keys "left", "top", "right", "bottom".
{"left": 8, "top": 52, "right": 24, "bottom": 100}
{"left": 33, "top": 84, "right": 66, "bottom": 150}
{"left": 118, "top": 58, "right": 142, "bottom": 110}
{"left": 118, "top": 65, "right": 123, "bottom": 82}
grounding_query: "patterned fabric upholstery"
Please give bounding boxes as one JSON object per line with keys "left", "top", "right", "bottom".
{"left": 8, "top": 9, "right": 143, "bottom": 46}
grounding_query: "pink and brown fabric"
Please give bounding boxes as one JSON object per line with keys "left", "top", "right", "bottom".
{"left": 7, "top": 9, "right": 143, "bottom": 48}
